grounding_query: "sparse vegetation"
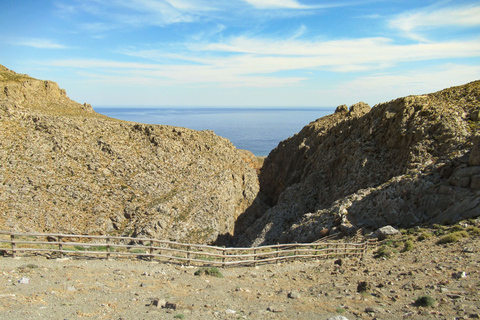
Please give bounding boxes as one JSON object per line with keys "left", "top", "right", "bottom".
{"left": 467, "top": 226, "right": 480, "bottom": 235}
{"left": 417, "top": 232, "right": 432, "bottom": 241}
{"left": 415, "top": 295, "right": 436, "bottom": 307}
{"left": 436, "top": 231, "right": 469, "bottom": 245}
{"left": 402, "top": 240, "right": 414, "bottom": 252}
{"left": 374, "top": 245, "right": 397, "bottom": 259}
{"left": 174, "top": 314, "right": 185, "bottom": 319}
{"left": 194, "top": 267, "right": 224, "bottom": 278}
{"left": 336, "top": 307, "right": 346, "bottom": 314}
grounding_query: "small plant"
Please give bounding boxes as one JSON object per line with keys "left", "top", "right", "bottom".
{"left": 467, "top": 226, "right": 480, "bottom": 235}
{"left": 436, "top": 231, "right": 468, "bottom": 244}
{"left": 173, "top": 314, "right": 185, "bottom": 319}
{"left": 415, "top": 295, "right": 436, "bottom": 307}
{"left": 449, "top": 225, "right": 465, "bottom": 233}
{"left": 194, "top": 267, "right": 224, "bottom": 278}
{"left": 336, "top": 307, "right": 346, "bottom": 314}
{"left": 417, "top": 232, "right": 432, "bottom": 241}
{"left": 402, "top": 240, "right": 414, "bottom": 252}
{"left": 374, "top": 245, "right": 397, "bottom": 259}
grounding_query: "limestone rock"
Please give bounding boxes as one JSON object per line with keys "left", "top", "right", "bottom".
{"left": 0, "top": 64, "right": 259, "bottom": 244}
{"left": 375, "top": 226, "right": 401, "bottom": 240}
{"left": 326, "top": 316, "right": 349, "bottom": 320}
{"left": 335, "top": 104, "right": 348, "bottom": 113}
{"left": 234, "top": 81, "right": 480, "bottom": 246}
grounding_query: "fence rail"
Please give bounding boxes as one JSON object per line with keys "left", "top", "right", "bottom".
{"left": 0, "top": 230, "right": 377, "bottom": 267}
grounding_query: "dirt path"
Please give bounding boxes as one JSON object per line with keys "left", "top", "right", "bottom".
{"left": 1, "top": 230, "right": 479, "bottom": 320}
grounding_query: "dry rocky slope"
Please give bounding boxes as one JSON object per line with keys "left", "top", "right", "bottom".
{"left": 234, "top": 81, "right": 480, "bottom": 246}
{"left": 0, "top": 65, "right": 260, "bottom": 244}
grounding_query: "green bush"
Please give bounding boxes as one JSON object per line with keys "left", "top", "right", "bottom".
{"left": 336, "top": 307, "right": 346, "bottom": 314}
{"left": 402, "top": 240, "right": 414, "bottom": 252}
{"left": 374, "top": 245, "right": 397, "bottom": 259}
{"left": 467, "top": 226, "right": 480, "bottom": 235}
{"left": 449, "top": 225, "right": 465, "bottom": 233}
{"left": 415, "top": 295, "right": 436, "bottom": 307}
{"left": 194, "top": 267, "right": 224, "bottom": 278}
{"left": 436, "top": 231, "right": 468, "bottom": 244}
{"left": 417, "top": 232, "right": 432, "bottom": 241}
{"left": 174, "top": 314, "right": 185, "bottom": 319}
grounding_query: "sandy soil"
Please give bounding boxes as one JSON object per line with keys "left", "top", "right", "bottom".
{"left": 1, "top": 230, "right": 479, "bottom": 320}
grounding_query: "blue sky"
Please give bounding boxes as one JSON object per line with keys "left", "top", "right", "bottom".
{"left": 1, "top": 0, "right": 480, "bottom": 107}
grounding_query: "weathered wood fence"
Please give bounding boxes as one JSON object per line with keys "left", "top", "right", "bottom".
{"left": 0, "top": 230, "right": 377, "bottom": 267}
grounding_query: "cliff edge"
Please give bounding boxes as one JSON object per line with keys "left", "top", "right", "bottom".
{"left": 0, "top": 65, "right": 259, "bottom": 244}
{"left": 234, "top": 81, "right": 480, "bottom": 246}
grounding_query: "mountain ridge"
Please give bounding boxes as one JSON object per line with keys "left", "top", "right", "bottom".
{"left": 0, "top": 64, "right": 260, "bottom": 244}
{"left": 233, "top": 81, "right": 480, "bottom": 246}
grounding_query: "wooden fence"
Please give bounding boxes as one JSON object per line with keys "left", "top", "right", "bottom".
{"left": 0, "top": 230, "right": 377, "bottom": 267}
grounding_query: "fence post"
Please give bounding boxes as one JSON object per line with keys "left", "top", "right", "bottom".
{"left": 106, "top": 237, "right": 111, "bottom": 260}
{"left": 58, "top": 236, "right": 64, "bottom": 258}
{"left": 276, "top": 247, "right": 279, "bottom": 264}
{"left": 10, "top": 234, "right": 16, "bottom": 258}
{"left": 149, "top": 241, "right": 154, "bottom": 262}
{"left": 253, "top": 249, "right": 257, "bottom": 267}
{"left": 222, "top": 249, "right": 226, "bottom": 268}
{"left": 186, "top": 246, "right": 191, "bottom": 266}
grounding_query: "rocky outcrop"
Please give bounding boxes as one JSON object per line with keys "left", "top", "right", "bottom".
{"left": 235, "top": 81, "right": 480, "bottom": 246}
{"left": 0, "top": 65, "right": 259, "bottom": 244}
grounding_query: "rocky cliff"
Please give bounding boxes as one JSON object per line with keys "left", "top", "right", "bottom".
{"left": 234, "top": 81, "right": 480, "bottom": 246}
{"left": 0, "top": 65, "right": 260, "bottom": 244}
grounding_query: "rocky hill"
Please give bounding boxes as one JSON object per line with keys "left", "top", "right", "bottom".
{"left": 0, "top": 65, "right": 260, "bottom": 244}
{"left": 234, "top": 81, "right": 480, "bottom": 246}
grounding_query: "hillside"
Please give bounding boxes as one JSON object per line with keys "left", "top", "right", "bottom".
{"left": 0, "top": 65, "right": 260, "bottom": 244}
{"left": 234, "top": 82, "right": 480, "bottom": 246}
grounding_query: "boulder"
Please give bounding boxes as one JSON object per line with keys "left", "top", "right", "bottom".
{"left": 375, "top": 226, "right": 401, "bottom": 240}
{"left": 335, "top": 104, "right": 348, "bottom": 113}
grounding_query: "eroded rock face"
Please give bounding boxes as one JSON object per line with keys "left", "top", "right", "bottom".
{"left": 235, "top": 81, "right": 480, "bottom": 246}
{"left": 0, "top": 65, "right": 259, "bottom": 244}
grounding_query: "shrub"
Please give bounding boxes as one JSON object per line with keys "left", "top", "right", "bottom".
{"left": 467, "top": 226, "right": 480, "bottom": 235}
{"left": 374, "top": 245, "right": 397, "bottom": 259}
{"left": 449, "top": 225, "right": 465, "bottom": 233}
{"left": 415, "top": 295, "right": 436, "bottom": 307}
{"left": 417, "top": 232, "right": 432, "bottom": 241}
{"left": 336, "top": 307, "right": 346, "bottom": 314}
{"left": 174, "top": 314, "right": 185, "bottom": 319}
{"left": 402, "top": 240, "right": 414, "bottom": 252}
{"left": 194, "top": 267, "right": 224, "bottom": 278}
{"left": 436, "top": 231, "right": 468, "bottom": 244}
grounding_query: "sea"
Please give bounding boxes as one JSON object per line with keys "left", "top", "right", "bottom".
{"left": 94, "top": 107, "right": 335, "bottom": 156}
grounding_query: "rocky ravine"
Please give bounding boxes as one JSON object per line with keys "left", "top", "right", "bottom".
{"left": 235, "top": 81, "right": 480, "bottom": 246}
{"left": 0, "top": 65, "right": 260, "bottom": 244}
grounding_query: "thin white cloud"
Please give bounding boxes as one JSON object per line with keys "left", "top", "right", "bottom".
{"left": 57, "top": 0, "right": 223, "bottom": 29}
{"left": 390, "top": 4, "right": 480, "bottom": 40}
{"left": 332, "top": 64, "right": 480, "bottom": 106}
{"left": 44, "top": 33, "right": 480, "bottom": 91}
{"left": 194, "top": 36, "right": 480, "bottom": 72}
{"left": 243, "top": 0, "right": 312, "bottom": 9}
{"left": 14, "top": 38, "right": 68, "bottom": 49}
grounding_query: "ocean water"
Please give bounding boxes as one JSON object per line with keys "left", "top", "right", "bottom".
{"left": 94, "top": 107, "right": 335, "bottom": 156}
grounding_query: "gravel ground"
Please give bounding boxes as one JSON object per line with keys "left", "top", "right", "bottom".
{"left": 1, "top": 231, "right": 479, "bottom": 320}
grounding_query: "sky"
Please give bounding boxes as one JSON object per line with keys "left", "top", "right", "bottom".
{"left": 1, "top": 0, "right": 480, "bottom": 107}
